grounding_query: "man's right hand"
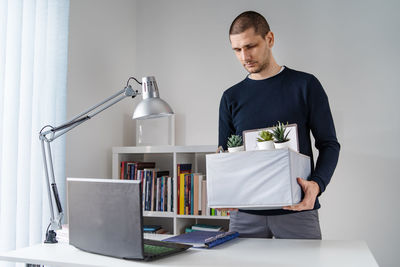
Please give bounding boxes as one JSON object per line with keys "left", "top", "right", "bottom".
{"left": 216, "top": 146, "right": 224, "bottom": 153}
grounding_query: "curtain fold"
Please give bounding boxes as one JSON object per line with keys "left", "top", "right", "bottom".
{"left": 0, "top": 0, "right": 69, "bottom": 262}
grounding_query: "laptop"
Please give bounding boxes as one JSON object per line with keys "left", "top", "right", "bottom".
{"left": 67, "top": 178, "right": 191, "bottom": 261}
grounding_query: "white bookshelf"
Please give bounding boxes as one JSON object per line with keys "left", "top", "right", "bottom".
{"left": 112, "top": 145, "right": 230, "bottom": 235}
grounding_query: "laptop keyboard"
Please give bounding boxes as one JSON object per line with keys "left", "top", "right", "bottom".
{"left": 143, "top": 244, "right": 177, "bottom": 255}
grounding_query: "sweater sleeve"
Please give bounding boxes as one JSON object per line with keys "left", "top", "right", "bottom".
{"left": 218, "top": 92, "right": 235, "bottom": 150}
{"left": 307, "top": 76, "right": 340, "bottom": 194}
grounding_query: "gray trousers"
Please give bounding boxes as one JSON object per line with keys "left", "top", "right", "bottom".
{"left": 229, "top": 209, "right": 322, "bottom": 239}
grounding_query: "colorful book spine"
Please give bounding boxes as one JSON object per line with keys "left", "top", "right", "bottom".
{"left": 193, "top": 173, "right": 199, "bottom": 215}
{"left": 120, "top": 161, "right": 125, "bottom": 180}
{"left": 156, "top": 177, "right": 160, "bottom": 211}
{"left": 190, "top": 174, "right": 194, "bottom": 215}
{"left": 167, "top": 177, "right": 172, "bottom": 212}
{"left": 151, "top": 169, "right": 156, "bottom": 211}
{"left": 179, "top": 173, "right": 185, "bottom": 215}
{"left": 205, "top": 232, "right": 239, "bottom": 248}
{"left": 177, "top": 163, "right": 192, "bottom": 214}
{"left": 185, "top": 173, "right": 190, "bottom": 215}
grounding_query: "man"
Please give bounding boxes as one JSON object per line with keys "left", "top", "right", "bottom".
{"left": 219, "top": 11, "right": 340, "bottom": 239}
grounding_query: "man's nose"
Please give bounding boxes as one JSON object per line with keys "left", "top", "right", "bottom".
{"left": 241, "top": 49, "right": 250, "bottom": 62}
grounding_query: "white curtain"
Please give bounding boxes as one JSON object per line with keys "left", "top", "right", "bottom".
{"left": 0, "top": 0, "right": 69, "bottom": 262}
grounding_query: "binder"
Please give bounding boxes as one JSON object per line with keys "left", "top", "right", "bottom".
{"left": 162, "top": 231, "right": 239, "bottom": 248}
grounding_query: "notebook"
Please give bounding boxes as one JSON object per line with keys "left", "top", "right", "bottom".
{"left": 67, "top": 178, "right": 191, "bottom": 261}
{"left": 163, "top": 230, "right": 239, "bottom": 248}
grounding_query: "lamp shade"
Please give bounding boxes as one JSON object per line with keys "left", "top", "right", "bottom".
{"left": 132, "top": 76, "right": 174, "bottom": 120}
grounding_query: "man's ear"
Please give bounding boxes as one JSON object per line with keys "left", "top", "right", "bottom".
{"left": 265, "top": 31, "right": 275, "bottom": 48}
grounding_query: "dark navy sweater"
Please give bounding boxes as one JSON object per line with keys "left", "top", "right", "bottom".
{"left": 218, "top": 67, "right": 340, "bottom": 215}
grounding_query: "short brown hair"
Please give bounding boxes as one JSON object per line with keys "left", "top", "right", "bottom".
{"left": 229, "top": 11, "right": 270, "bottom": 37}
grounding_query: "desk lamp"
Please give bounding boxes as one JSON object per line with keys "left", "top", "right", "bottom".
{"left": 39, "top": 76, "right": 173, "bottom": 243}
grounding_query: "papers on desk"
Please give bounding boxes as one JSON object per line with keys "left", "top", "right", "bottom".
{"left": 162, "top": 231, "right": 239, "bottom": 248}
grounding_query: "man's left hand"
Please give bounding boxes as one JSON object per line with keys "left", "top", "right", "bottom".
{"left": 283, "top": 178, "right": 320, "bottom": 211}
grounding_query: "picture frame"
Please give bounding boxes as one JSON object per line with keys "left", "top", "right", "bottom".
{"left": 242, "top": 123, "right": 299, "bottom": 152}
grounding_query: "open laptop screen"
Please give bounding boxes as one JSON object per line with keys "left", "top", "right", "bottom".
{"left": 68, "top": 178, "right": 144, "bottom": 259}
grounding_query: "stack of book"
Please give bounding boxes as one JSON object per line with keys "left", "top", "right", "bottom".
{"left": 120, "top": 161, "right": 173, "bottom": 212}
{"left": 176, "top": 164, "right": 226, "bottom": 216}
{"left": 162, "top": 230, "right": 239, "bottom": 248}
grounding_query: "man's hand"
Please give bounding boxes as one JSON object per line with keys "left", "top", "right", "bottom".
{"left": 283, "top": 178, "right": 320, "bottom": 211}
{"left": 216, "top": 146, "right": 224, "bottom": 153}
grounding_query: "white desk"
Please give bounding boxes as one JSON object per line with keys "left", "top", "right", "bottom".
{"left": 0, "top": 237, "right": 378, "bottom": 267}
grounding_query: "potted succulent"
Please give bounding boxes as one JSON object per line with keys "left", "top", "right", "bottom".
{"left": 227, "top": 134, "right": 244, "bottom": 152}
{"left": 272, "top": 121, "right": 291, "bottom": 149}
{"left": 256, "top": 130, "right": 275, "bottom": 150}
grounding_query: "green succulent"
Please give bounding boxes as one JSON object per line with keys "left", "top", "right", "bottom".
{"left": 272, "top": 121, "right": 291, "bottom": 143}
{"left": 227, "top": 134, "right": 243, "bottom": 148}
{"left": 257, "top": 130, "right": 273, "bottom": 142}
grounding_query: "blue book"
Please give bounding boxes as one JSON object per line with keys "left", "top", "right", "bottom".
{"left": 162, "top": 231, "right": 239, "bottom": 248}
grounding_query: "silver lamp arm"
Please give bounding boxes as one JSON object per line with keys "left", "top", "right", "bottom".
{"left": 39, "top": 82, "right": 138, "bottom": 243}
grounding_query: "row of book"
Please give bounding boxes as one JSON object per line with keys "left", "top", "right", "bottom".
{"left": 120, "top": 161, "right": 173, "bottom": 212}
{"left": 141, "top": 169, "right": 173, "bottom": 212}
{"left": 120, "top": 161, "right": 156, "bottom": 180}
{"left": 119, "top": 162, "right": 229, "bottom": 216}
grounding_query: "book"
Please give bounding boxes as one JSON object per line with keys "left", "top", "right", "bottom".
{"left": 185, "top": 173, "right": 190, "bottom": 215}
{"left": 144, "top": 170, "right": 151, "bottom": 210}
{"left": 193, "top": 173, "right": 199, "bottom": 215}
{"left": 143, "top": 225, "right": 161, "bottom": 233}
{"left": 191, "top": 224, "right": 223, "bottom": 232}
{"left": 179, "top": 173, "right": 185, "bottom": 215}
{"left": 151, "top": 169, "right": 156, "bottom": 211}
{"left": 127, "top": 162, "right": 136, "bottom": 180}
{"left": 177, "top": 164, "right": 192, "bottom": 214}
{"left": 156, "top": 177, "right": 161, "bottom": 211}
{"left": 162, "top": 231, "right": 239, "bottom": 248}
{"left": 160, "top": 177, "right": 164, "bottom": 211}
{"left": 167, "top": 177, "right": 172, "bottom": 212}
{"left": 202, "top": 180, "right": 208, "bottom": 216}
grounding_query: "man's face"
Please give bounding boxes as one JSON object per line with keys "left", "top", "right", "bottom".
{"left": 230, "top": 28, "right": 274, "bottom": 74}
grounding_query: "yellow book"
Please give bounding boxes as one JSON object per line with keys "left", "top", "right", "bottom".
{"left": 180, "top": 173, "right": 185, "bottom": 215}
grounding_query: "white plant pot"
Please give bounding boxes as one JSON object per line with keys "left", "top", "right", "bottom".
{"left": 228, "top": 146, "right": 244, "bottom": 153}
{"left": 257, "top": 141, "right": 275, "bottom": 150}
{"left": 274, "top": 141, "right": 290, "bottom": 149}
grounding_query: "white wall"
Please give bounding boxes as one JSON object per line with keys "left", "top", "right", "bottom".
{"left": 67, "top": 0, "right": 137, "bottom": 179}
{"left": 67, "top": 1, "right": 400, "bottom": 266}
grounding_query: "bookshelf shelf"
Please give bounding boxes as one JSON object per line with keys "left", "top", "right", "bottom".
{"left": 176, "top": 215, "right": 230, "bottom": 220}
{"left": 143, "top": 211, "right": 174, "bottom": 217}
{"left": 112, "top": 145, "right": 230, "bottom": 235}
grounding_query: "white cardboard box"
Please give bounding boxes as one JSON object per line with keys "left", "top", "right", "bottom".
{"left": 206, "top": 148, "right": 310, "bottom": 209}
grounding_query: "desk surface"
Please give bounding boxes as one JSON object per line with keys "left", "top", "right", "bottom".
{"left": 0, "top": 237, "right": 378, "bottom": 267}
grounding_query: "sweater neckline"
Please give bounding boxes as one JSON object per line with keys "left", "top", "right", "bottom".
{"left": 245, "top": 65, "right": 288, "bottom": 82}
